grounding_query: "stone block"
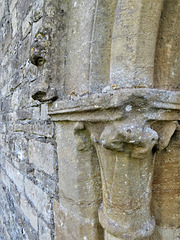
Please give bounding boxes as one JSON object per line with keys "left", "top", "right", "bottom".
{"left": 0, "top": 218, "right": 11, "bottom": 240}
{"left": 31, "top": 18, "right": 43, "bottom": 39}
{"left": 18, "top": 86, "right": 31, "bottom": 108}
{"left": 21, "top": 195, "right": 38, "bottom": 231}
{"left": 35, "top": 170, "right": 56, "bottom": 195}
{"left": 152, "top": 131, "right": 180, "bottom": 228}
{"left": 31, "top": 121, "right": 54, "bottom": 138}
{"left": 9, "top": 72, "right": 21, "bottom": 92}
{"left": 1, "top": 97, "right": 10, "bottom": 112}
{"left": 41, "top": 103, "right": 49, "bottom": 120}
{"left": 0, "top": 169, "right": 11, "bottom": 190}
{"left": 9, "top": 0, "right": 18, "bottom": 13}
{"left": 32, "top": 106, "right": 41, "bottom": 119}
{"left": 1, "top": 84, "right": 8, "bottom": 97}
{"left": 16, "top": 109, "right": 32, "bottom": 120}
{"left": 11, "top": 90, "right": 19, "bottom": 110}
{"left": 0, "top": 122, "right": 6, "bottom": 134}
{"left": 11, "top": 8, "right": 18, "bottom": 37}
{"left": 13, "top": 123, "right": 31, "bottom": 134}
{"left": 39, "top": 218, "right": 52, "bottom": 240}
{"left": 22, "top": 11, "right": 32, "bottom": 39}
{"left": 24, "top": 178, "right": 52, "bottom": 223}
{"left": 5, "top": 161, "right": 24, "bottom": 193}
{"left": 53, "top": 199, "right": 103, "bottom": 240}
{"left": 29, "top": 139, "right": 56, "bottom": 175}
{"left": 0, "top": 0, "right": 5, "bottom": 22}
{"left": 150, "top": 226, "right": 180, "bottom": 240}
{"left": 10, "top": 182, "right": 20, "bottom": 206}
{"left": 0, "top": 134, "right": 6, "bottom": 146}
{"left": 10, "top": 132, "right": 29, "bottom": 162}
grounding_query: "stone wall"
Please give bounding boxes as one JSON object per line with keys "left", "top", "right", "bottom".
{"left": 0, "top": 0, "right": 58, "bottom": 239}
{"left": 0, "top": 0, "right": 179, "bottom": 240}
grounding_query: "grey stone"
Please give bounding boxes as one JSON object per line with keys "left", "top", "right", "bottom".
{"left": 39, "top": 218, "right": 52, "bottom": 240}
{"left": 29, "top": 139, "right": 56, "bottom": 175}
{"left": 21, "top": 195, "right": 38, "bottom": 231}
{"left": 24, "top": 178, "right": 52, "bottom": 223}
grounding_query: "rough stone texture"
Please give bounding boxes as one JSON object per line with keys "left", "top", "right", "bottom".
{"left": 53, "top": 198, "right": 104, "bottom": 240}
{"left": 110, "top": 0, "right": 163, "bottom": 88}
{"left": 151, "top": 128, "right": 180, "bottom": 239}
{"left": 39, "top": 218, "right": 52, "bottom": 240}
{"left": 0, "top": 1, "right": 180, "bottom": 240}
{"left": 0, "top": 0, "right": 58, "bottom": 239}
{"left": 25, "top": 178, "right": 52, "bottom": 223}
{"left": 21, "top": 195, "right": 38, "bottom": 231}
{"left": 29, "top": 139, "right": 56, "bottom": 175}
{"left": 154, "top": 0, "right": 180, "bottom": 90}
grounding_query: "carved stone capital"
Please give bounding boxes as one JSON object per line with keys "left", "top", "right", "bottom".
{"left": 99, "top": 121, "right": 158, "bottom": 158}
{"left": 48, "top": 88, "right": 180, "bottom": 240}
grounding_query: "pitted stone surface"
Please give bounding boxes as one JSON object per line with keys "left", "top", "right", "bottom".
{"left": 0, "top": 0, "right": 59, "bottom": 239}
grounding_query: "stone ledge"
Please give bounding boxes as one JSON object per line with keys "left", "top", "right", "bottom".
{"left": 48, "top": 89, "right": 180, "bottom": 122}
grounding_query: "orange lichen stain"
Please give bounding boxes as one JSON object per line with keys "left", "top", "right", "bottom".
{"left": 35, "top": 32, "right": 45, "bottom": 39}
{"left": 134, "top": 85, "right": 146, "bottom": 88}
{"left": 70, "top": 89, "right": 77, "bottom": 96}
{"left": 111, "top": 84, "right": 117, "bottom": 90}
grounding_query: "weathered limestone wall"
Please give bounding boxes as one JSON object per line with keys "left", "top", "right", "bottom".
{"left": 0, "top": 0, "right": 179, "bottom": 240}
{"left": 0, "top": 0, "right": 59, "bottom": 239}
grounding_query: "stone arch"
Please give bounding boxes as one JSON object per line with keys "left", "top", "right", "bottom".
{"left": 64, "top": 0, "right": 118, "bottom": 94}
{"left": 154, "top": 0, "right": 180, "bottom": 90}
{"left": 88, "top": 0, "right": 118, "bottom": 92}
{"left": 110, "top": 0, "right": 164, "bottom": 88}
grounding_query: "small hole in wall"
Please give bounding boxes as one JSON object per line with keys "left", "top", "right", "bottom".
{"left": 36, "top": 57, "right": 45, "bottom": 66}
{"left": 60, "top": 9, "right": 64, "bottom": 15}
{"left": 126, "top": 129, "right": 132, "bottom": 133}
{"left": 152, "top": 145, "right": 158, "bottom": 155}
{"left": 30, "top": 54, "right": 46, "bottom": 67}
{"left": 32, "top": 91, "right": 46, "bottom": 101}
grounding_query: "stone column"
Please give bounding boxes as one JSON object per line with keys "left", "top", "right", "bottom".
{"left": 151, "top": 1, "right": 180, "bottom": 238}
{"left": 110, "top": 0, "right": 163, "bottom": 88}
{"left": 52, "top": 121, "right": 103, "bottom": 240}
{"left": 91, "top": 120, "right": 158, "bottom": 240}
{"left": 154, "top": 0, "right": 180, "bottom": 90}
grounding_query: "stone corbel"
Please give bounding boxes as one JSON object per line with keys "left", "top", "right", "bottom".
{"left": 29, "top": 27, "right": 58, "bottom": 102}
{"left": 48, "top": 89, "right": 180, "bottom": 240}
